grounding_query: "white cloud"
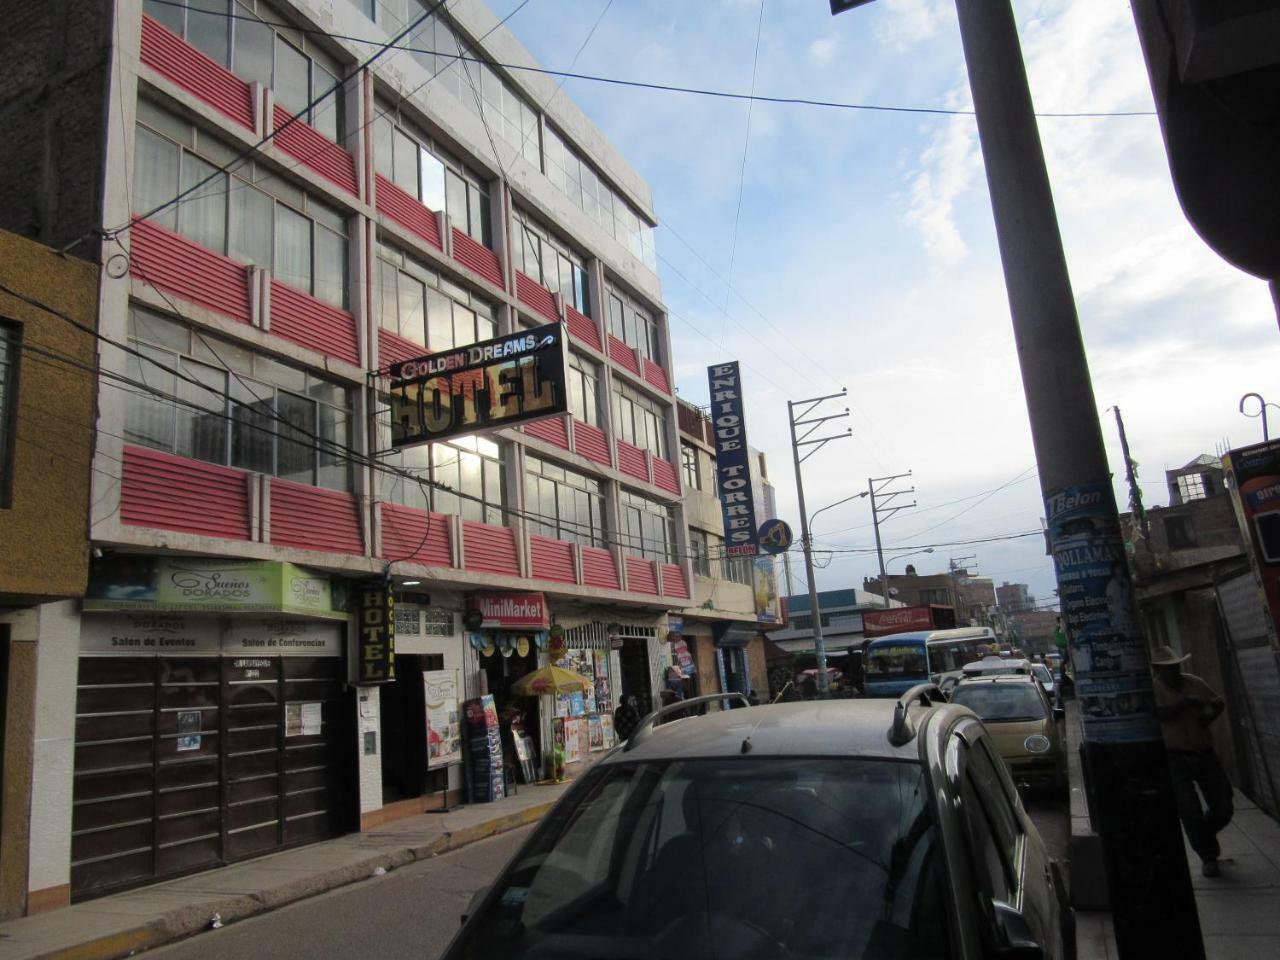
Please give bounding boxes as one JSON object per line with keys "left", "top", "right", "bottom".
{"left": 808, "top": 37, "right": 839, "bottom": 66}
{"left": 873, "top": 0, "right": 947, "bottom": 51}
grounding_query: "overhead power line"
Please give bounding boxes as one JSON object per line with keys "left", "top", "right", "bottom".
{"left": 138, "top": 1, "right": 1158, "bottom": 120}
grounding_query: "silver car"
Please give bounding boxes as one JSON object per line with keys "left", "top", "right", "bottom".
{"left": 442, "top": 690, "right": 1073, "bottom": 960}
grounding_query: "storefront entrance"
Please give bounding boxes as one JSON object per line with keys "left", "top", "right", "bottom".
{"left": 379, "top": 653, "right": 444, "bottom": 804}
{"left": 71, "top": 654, "right": 350, "bottom": 901}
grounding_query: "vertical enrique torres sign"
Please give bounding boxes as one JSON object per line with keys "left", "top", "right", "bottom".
{"left": 707, "top": 362, "right": 760, "bottom": 556}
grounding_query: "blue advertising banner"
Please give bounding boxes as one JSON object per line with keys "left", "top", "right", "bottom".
{"left": 707, "top": 362, "right": 759, "bottom": 556}
{"left": 1044, "top": 481, "right": 1160, "bottom": 743}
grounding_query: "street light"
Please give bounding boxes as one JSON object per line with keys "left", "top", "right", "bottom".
{"left": 886, "top": 547, "right": 934, "bottom": 572}
{"left": 808, "top": 490, "right": 869, "bottom": 533}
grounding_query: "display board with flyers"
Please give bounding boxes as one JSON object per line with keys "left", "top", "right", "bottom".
{"left": 423, "top": 670, "right": 462, "bottom": 769}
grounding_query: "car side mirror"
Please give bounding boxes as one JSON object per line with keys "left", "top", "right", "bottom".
{"left": 461, "top": 884, "right": 490, "bottom": 926}
{"left": 992, "top": 901, "right": 1046, "bottom": 960}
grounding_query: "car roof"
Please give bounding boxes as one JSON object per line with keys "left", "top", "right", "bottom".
{"left": 604, "top": 700, "right": 925, "bottom": 764}
{"left": 955, "top": 673, "right": 1040, "bottom": 686}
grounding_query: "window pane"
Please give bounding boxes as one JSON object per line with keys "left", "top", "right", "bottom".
{"left": 377, "top": 258, "right": 397, "bottom": 331}
{"left": 317, "top": 403, "right": 350, "bottom": 491}
{"left": 433, "top": 444, "right": 460, "bottom": 516}
{"left": 274, "top": 37, "right": 310, "bottom": 116}
{"left": 276, "top": 391, "right": 316, "bottom": 484}
{"left": 393, "top": 130, "right": 418, "bottom": 195}
{"left": 189, "top": 0, "right": 230, "bottom": 66}
{"left": 228, "top": 179, "right": 273, "bottom": 268}
{"left": 232, "top": 5, "right": 273, "bottom": 88}
{"left": 230, "top": 379, "right": 274, "bottom": 474}
{"left": 124, "top": 344, "right": 178, "bottom": 451}
{"left": 373, "top": 114, "right": 394, "bottom": 179}
{"left": 397, "top": 273, "right": 426, "bottom": 346}
{"left": 483, "top": 458, "right": 502, "bottom": 524}
{"left": 178, "top": 154, "right": 227, "bottom": 253}
{"left": 453, "top": 304, "right": 476, "bottom": 348}
{"left": 144, "top": 0, "right": 184, "bottom": 35}
{"left": 445, "top": 170, "right": 467, "bottom": 233}
{"left": 314, "top": 225, "right": 347, "bottom": 308}
{"left": 133, "top": 127, "right": 179, "bottom": 231}
{"left": 312, "top": 63, "right": 340, "bottom": 141}
{"left": 175, "top": 357, "right": 227, "bottom": 464}
{"left": 420, "top": 149, "right": 447, "bottom": 213}
{"left": 467, "top": 185, "right": 484, "bottom": 245}
{"left": 273, "top": 204, "right": 312, "bottom": 292}
{"left": 426, "top": 287, "right": 453, "bottom": 350}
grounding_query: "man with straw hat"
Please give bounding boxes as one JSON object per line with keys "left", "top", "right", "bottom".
{"left": 1151, "top": 644, "right": 1232, "bottom": 877}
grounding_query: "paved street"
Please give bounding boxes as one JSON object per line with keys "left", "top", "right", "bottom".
{"left": 146, "top": 826, "right": 534, "bottom": 960}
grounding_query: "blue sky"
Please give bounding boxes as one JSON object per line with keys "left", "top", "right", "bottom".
{"left": 502, "top": 0, "right": 1280, "bottom": 605}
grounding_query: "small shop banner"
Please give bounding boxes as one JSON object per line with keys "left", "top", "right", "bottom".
{"left": 355, "top": 577, "right": 396, "bottom": 685}
{"left": 424, "top": 670, "right": 462, "bottom": 769}
{"left": 473, "top": 592, "right": 549, "bottom": 630}
{"left": 672, "top": 636, "right": 696, "bottom": 675}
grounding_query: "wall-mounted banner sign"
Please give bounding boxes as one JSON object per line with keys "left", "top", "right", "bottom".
{"left": 757, "top": 518, "right": 794, "bottom": 555}
{"left": 1044, "top": 481, "right": 1159, "bottom": 744}
{"left": 356, "top": 578, "right": 396, "bottom": 685}
{"left": 85, "top": 556, "right": 343, "bottom": 619}
{"left": 707, "top": 362, "right": 760, "bottom": 556}
{"left": 388, "top": 322, "right": 568, "bottom": 448}
{"left": 472, "top": 592, "right": 549, "bottom": 630}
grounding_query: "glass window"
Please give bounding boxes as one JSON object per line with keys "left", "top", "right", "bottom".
{"left": 393, "top": 130, "right": 419, "bottom": 195}
{"left": 568, "top": 356, "right": 599, "bottom": 427}
{"left": 313, "top": 225, "right": 347, "bottom": 309}
{"left": 274, "top": 36, "right": 311, "bottom": 117}
{"left": 458, "top": 758, "right": 946, "bottom": 960}
{"left": 178, "top": 153, "right": 227, "bottom": 254}
{"left": 125, "top": 307, "right": 354, "bottom": 491}
{"left": 144, "top": 0, "right": 185, "bottom": 34}
{"left": 232, "top": 3, "right": 274, "bottom": 88}
{"left": 613, "top": 383, "right": 667, "bottom": 459}
{"left": 274, "top": 205, "right": 312, "bottom": 294}
{"left": 134, "top": 127, "right": 179, "bottom": 231}
{"left": 620, "top": 489, "right": 675, "bottom": 562}
{"left": 950, "top": 682, "right": 1048, "bottom": 723}
{"left": 188, "top": 0, "right": 230, "bottom": 67}
{"left": 689, "top": 529, "right": 711, "bottom": 578}
{"left": 513, "top": 212, "right": 588, "bottom": 312}
{"left": 312, "top": 62, "right": 340, "bottom": 142}
{"left": 681, "top": 443, "right": 699, "bottom": 490}
{"left": 228, "top": 178, "right": 273, "bottom": 268}
{"left": 420, "top": 149, "right": 447, "bottom": 214}
{"left": 526, "top": 455, "right": 606, "bottom": 547}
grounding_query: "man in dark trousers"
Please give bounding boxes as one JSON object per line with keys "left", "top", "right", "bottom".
{"left": 1150, "top": 645, "right": 1233, "bottom": 877}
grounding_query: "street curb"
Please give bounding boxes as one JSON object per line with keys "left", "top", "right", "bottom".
{"left": 29, "top": 801, "right": 557, "bottom": 960}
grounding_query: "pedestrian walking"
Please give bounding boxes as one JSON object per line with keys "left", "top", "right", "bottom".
{"left": 1150, "top": 645, "right": 1233, "bottom": 877}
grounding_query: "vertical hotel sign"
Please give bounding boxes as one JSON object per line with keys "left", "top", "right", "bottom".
{"left": 707, "top": 362, "right": 759, "bottom": 556}
{"left": 356, "top": 578, "right": 396, "bottom": 684}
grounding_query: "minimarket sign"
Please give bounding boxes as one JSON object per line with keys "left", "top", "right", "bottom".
{"left": 85, "top": 556, "right": 344, "bottom": 619}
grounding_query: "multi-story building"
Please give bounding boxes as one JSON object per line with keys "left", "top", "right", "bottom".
{"left": 2, "top": 0, "right": 695, "bottom": 910}
{"left": 675, "top": 399, "right": 779, "bottom": 700}
{"left": 996, "top": 581, "right": 1034, "bottom": 613}
{"left": 0, "top": 230, "right": 99, "bottom": 920}
{"left": 864, "top": 566, "right": 996, "bottom": 625}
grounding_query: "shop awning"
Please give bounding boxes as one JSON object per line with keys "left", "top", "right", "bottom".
{"left": 715, "top": 623, "right": 759, "bottom": 647}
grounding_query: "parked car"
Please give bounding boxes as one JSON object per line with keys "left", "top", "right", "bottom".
{"left": 950, "top": 675, "right": 1067, "bottom": 794}
{"left": 1031, "top": 662, "right": 1058, "bottom": 702}
{"left": 441, "top": 691, "right": 1073, "bottom": 960}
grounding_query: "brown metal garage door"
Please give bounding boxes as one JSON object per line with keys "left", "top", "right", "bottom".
{"left": 71, "top": 656, "right": 348, "bottom": 901}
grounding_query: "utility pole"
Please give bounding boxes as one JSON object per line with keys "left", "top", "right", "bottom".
{"left": 782, "top": 550, "right": 796, "bottom": 598}
{"left": 868, "top": 473, "right": 914, "bottom": 607}
{"left": 951, "top": 1, "right": 1201, "bottom": 954}
{"left": 787, "top": 391, "right": 852, "bottom": 693}
{"left": 1109, "top": 406, "right": 1147, "bottom": 540}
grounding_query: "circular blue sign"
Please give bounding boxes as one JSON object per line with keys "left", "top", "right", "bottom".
{"left": 757, "top": 519, "right": 794, "bottom": 555}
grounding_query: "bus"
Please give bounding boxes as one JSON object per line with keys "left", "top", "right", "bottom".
{"left": 863, "top": 627, "right": 997, "bottom": 697}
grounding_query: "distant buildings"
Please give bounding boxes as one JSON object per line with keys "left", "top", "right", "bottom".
{"left": 997, "top": 581, "right": 1035, "bottom": 613}
{"left": 864, "top": 565, "right": 997, "bottom": 626}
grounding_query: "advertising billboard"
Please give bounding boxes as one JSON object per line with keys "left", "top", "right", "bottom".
{"left": 355, "top": 577, "right": 396, "bottom": 685}
{"left": 1224, "top": 441, "right": 1280, "bottom": 645}
{"left": 707, "top": 362, "right": 759, "bottom": 556}
{"left": 388, "top": 322, "right": 568, "bottom": 448}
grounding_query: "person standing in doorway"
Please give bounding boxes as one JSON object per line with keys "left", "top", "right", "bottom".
{"left": 613, "top": 694, "right": 641, "bottom": 743}
{"left": 1150, "top": 645, "right": 1233, "bottom": 877}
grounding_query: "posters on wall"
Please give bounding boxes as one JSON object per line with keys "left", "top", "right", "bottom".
{"left": 1044, "top": 481, "right": 1159, "bottom": 743}
{"left": 463, "top": 695, "right": 505, "bottom": 802}
{"left": 1224, "top": 441, "right": 1280, "bottom": 645}
{"left": 424, "top": 670, "right": 462, "bottom": 769}
{"left": 589, "top": 715, "right": 605, "bottom": 751}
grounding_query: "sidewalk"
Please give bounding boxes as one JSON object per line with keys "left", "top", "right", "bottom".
{"left": 0, "top": 779, "right": 574, "bottom": 960}
{"left": 1193, "top": 790, "right": 1280, "bottom": 959}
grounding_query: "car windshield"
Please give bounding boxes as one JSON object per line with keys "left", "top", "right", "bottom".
{"left": 951, "top": 682, "right": 1047, "bottom": 722}
{"left": 1033, "top": 664, "right": 1054, "bottom": 685}
{"left": 865, "top": 642, "right": 928, "bottom": 680}
{"left": 451, "top": 757, "right": 947, "bottom": 960}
